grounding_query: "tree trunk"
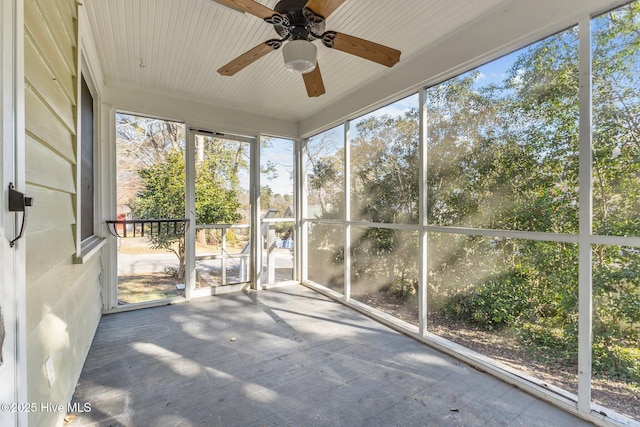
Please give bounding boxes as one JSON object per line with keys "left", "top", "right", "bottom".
{"left": 196, "top": 229, "right": 207, "bottom": 245}
{"left": 176, "top": 238, "right": 186, "bottom": 280}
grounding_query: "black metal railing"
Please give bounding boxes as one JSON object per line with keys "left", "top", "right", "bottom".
{"left": 105, "top": 218, "right": 189, "bottom": 238}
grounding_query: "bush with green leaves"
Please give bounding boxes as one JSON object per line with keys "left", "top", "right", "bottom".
{"left": 131, "top": 148, "right": 242, "bottom": 279}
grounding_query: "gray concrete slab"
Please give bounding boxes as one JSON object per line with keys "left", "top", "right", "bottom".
{"left": 68, "top": 285, "right": 593, "bottom": 427}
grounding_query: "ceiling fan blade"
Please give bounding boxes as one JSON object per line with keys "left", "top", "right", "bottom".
{"left": 304, "top": 0, "right": 346, "bottom": 18}
{"left": 323, "top": 32, "right": 400, "bottom": 67}
{"left": 212, "top": 0, "right": 277, "bottom": 20}
{"left": 217, "top": 42, "right": 277, "bottom": 76}
{"left": 302, "top": 63, "right": 326, "bottom": 97}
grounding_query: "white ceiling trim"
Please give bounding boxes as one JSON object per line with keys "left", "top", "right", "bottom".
{"left": 102, "top": 83, "right": 298, "bottom": 138}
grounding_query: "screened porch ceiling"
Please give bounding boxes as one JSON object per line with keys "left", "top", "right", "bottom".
{"left": 85, "top": 0, "right": 619, "bottom": 131}
{"left": 84, "top": 0, "right": 513, "bottom": 122}
{"left": 86, "top": 0, "right": 505, "bottom": 120}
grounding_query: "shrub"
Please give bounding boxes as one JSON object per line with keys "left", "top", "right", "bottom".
{"left": 516, "top": 321, "right": 578, "bottom": 366}
{"left": 441, "top": 274, "right": 535, "bottom": 330}
{"left": 593, "top": 341, "right": 640, "bottom": 385}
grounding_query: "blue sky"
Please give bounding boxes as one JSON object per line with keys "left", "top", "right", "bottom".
{"left": 472, "top": 50, "right": 522, "bottom": 87}
{"left": 261, "top": 136, "right": 295, "bottom": 196}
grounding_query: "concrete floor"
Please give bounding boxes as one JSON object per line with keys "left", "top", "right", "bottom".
{"left": 68, "top": 285, "right": 592, "bottom": 427}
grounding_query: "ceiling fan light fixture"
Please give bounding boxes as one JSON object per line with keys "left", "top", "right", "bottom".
{"left": 283, "top": 40, "right": 317, "bottom": 74}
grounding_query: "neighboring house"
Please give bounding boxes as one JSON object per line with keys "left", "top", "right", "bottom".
{"left": 1, "top": 1, "right": 637, "bottom": 427}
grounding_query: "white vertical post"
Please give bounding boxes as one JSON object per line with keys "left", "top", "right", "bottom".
{"left": 0, "top": 0, "right": 27, "bottom": 425}
{"left": 419, "top": 89, "right": 428, "bottom": 336}
{"left": 221, "top": 230, "right": 227, "bottom": 285}
{"left": 290, "top": 138, "right": 298, "bottom": 282}
{"left": 267, "top": 226, "right": 276, "bottom": 284}
{"left": 185, "top": 129, "right": 196, "bottom": 300}
{"left": 577, "top": 15, "right": 593, "bottom": 416}
{"left": 240, "top": 249, "right": 246, "bottom": 282}
{"left": 298, "top": 137, "right": 307, "bottom": 283}
{"left": 251, "top": 135, "right": 262, "bottom": 290}
{"left": 343, "top": 121, "right": 351, "bottom": 300}
{"left": 104, "top": 105, "right": 118, "bottom": 310}
{"left": 14, "top": 3, "right": 27, "bottom": 418}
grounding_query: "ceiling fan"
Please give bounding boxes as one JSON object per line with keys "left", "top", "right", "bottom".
{"left": 214, "top": 0, "right": 401, "bottom": 97}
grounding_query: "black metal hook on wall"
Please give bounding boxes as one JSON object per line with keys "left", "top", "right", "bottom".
{"left": 8, "top": 183, "right": 33, "bottom": 247}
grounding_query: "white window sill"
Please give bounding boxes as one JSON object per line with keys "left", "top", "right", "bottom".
{"left": 73, "top": 236, "right": 106, "bottom": 264}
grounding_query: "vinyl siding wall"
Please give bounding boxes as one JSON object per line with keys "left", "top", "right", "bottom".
{"left": 24, "top": 0, "right": 102, "bottom": 426}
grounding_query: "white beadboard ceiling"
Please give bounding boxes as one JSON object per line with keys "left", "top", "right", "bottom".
{"left": 85, "top": 0, "right": 509, "bottom": 122}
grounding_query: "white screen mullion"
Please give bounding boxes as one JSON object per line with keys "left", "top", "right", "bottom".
{"left": 577, "top": 14, "right": 593, "bottom": 416}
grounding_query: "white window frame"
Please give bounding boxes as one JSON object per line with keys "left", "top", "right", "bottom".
{"left": 73, "top": 5, "right": 105, "bottom": 263}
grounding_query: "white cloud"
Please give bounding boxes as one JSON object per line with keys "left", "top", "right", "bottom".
{"left": 512, "top": 69, "right": 525, "bottom": 86}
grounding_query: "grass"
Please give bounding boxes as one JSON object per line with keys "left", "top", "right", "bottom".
{"left": 117, "top": 273, "right": 184, "bottom": 304}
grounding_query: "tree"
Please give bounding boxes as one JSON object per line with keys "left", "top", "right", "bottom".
{"left": 424, "top": 9, "right": 640, "bottom": 383}
{"left": 116, "top": 114, "right": 184, "bottom": 209}
{"left": 347, "top": 108, "right": 421, "bottom": 300}
{"left": 590, "top": 4, "right": 640, "bottom": 377}
{"left": 306, "top": 131, "right": 344, "bottom": 218}
{"left": 130, "top": 149, "right": 188, "bottom": 278}
{"left": 131, "top": 145, "right": 242, "bottom": 280}
{"left": 306, "top": 4, "right": 640, "bottom": 385}
{"left": 351, "top": 110, "right": 420, "bottom": 224}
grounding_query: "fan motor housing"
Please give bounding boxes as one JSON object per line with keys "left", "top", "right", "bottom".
{"left": 273, "top": 0, "right": 325, "bottom": 40}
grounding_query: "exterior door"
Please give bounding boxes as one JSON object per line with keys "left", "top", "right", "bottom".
{"left": 1, "top": 0, "right": 26, "bottom": 425}
{"left": 188, "top": 131, "right": 254, "bottom": 296}
{"left": 113, "top": 113, "right": 187, "bottom": 307}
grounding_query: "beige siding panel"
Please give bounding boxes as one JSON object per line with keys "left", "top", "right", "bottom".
{"left": 26, "top": 312, "right": 72, "bottom": 372}
{"left": 25, "top": 332, "right": 49, "bottom": 410}
{"left": 26, "top": 185, "right": 75, "bottom": 233}
{"left": 26, "top": 312, "right": 71, "bottom": 427}
{"left": 33, "top": 0, "right": 76, "bottom": 68}
{"left": 25, "top": 86, "right": 75, "bottom": 162}
{"left": 55, "top": 0, "right": 77, "bottom": 24}
{"left": 56, "top": 0, "right": 77, "bottom": 48}
{"left": 25, "top": 255, "right": 100, "bottom": 343}
{"left": 49, "top": 261, "right": 100, "bottom": 356}
{"left": 65, "top": 265, "right": 102, "bottom": 366}
{"left": 25, "top": 135, "right": 75, "bottom": 193}
{"left": 24, "top": 0, "right": 75, "bottom": 99}
{"left": 26, "top": 261, "right": 74, "bottom": 333}
{"left": 26, "top": 256, "right": 101, "bottom": 427}
{"left": 25, "top": 0, "right": 103, "bottom": 426}
{"left": 24, "top": 35, "right": 75, "bottom": 132}
{"left": 26, "top": 226, "right": 76, "bottom": 284}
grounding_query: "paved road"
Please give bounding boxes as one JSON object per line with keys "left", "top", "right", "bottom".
{"left": 117, "top": 251, "right": 293, "bottom": 275}
{"left": 117, "top": 253, "right": 177, "bottom": 275}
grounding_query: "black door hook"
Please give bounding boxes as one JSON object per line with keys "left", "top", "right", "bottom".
{"left": 8, "top": 183, "right": 33, "bottom": 247}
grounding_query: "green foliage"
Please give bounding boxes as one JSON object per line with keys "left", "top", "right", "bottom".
{"left": 132, "top": 148, "right": 242, "bottom": 225}
{"left": 306, "top": 132, "right": 345, "bottom": 219}
{"left": 517, "top": 322, "right": 577, "bottom": 366}
{"left": 260, "top": 186, "right": 272, "bottom": 210}
{"left": 303, "top": 4, "right": 640, "bottom": 388}
{"left": 131, "top": 145, "right": 242, "bottom": 278}
{"left": 268, "top": 3, "right": 640, "bottom": 387}
{"left": 351, "top": 109, "right": 420, "bottom": 224}
{"left": 593, "top": 341, "right": 640, "bottom": 384}
{"left": 132, "top": 149, "right": 186, "bottom": 219}
{"left": 350, "top": 226, "right": 419, "bottom": 301}
{"left": 442, "top": 273, "right": 535, "bottom": 330}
